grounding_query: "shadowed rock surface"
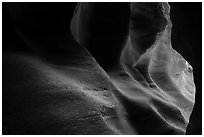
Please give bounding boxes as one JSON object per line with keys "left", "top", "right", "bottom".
{"left": 3, "top": 2, "right": 197, "bottom": 135}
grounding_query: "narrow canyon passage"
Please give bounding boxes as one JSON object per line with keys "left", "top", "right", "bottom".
{"left": 3, "top": 2, "right": 200, "bottom": 135}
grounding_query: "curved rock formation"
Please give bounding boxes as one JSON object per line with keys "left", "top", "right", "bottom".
{"left": 118, "top": 2, "right": 195, "bottom": 134}
{"left": 3, "top": 2, "right": 196, "bottom": 135}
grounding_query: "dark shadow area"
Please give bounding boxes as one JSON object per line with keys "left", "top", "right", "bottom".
{"left": 2, "top": 2, "right": 202, "bottom": 135}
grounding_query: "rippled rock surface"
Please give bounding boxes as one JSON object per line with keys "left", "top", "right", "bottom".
{"left": 3, "top": 2, "right": 196, "bottom": 135}
{"left": 71, "top": 2, "right": 195, "bottom": 134}
{"left": 114, "top": 2, "right": 195, "bottom": 134}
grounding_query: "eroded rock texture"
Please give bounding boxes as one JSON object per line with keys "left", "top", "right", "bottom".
{"left": 117, "top": 2, "right": 195, "bottom": 134}
{"left": 71, "top": 2, "right": 195, "bottom": 134}
{"left": 3, "top": 2, "right": 196, "bottom": 135}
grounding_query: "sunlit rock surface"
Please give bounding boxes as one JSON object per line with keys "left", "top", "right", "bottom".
{"left": 3, "top": 2, "right": 195, "bottom": 135}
